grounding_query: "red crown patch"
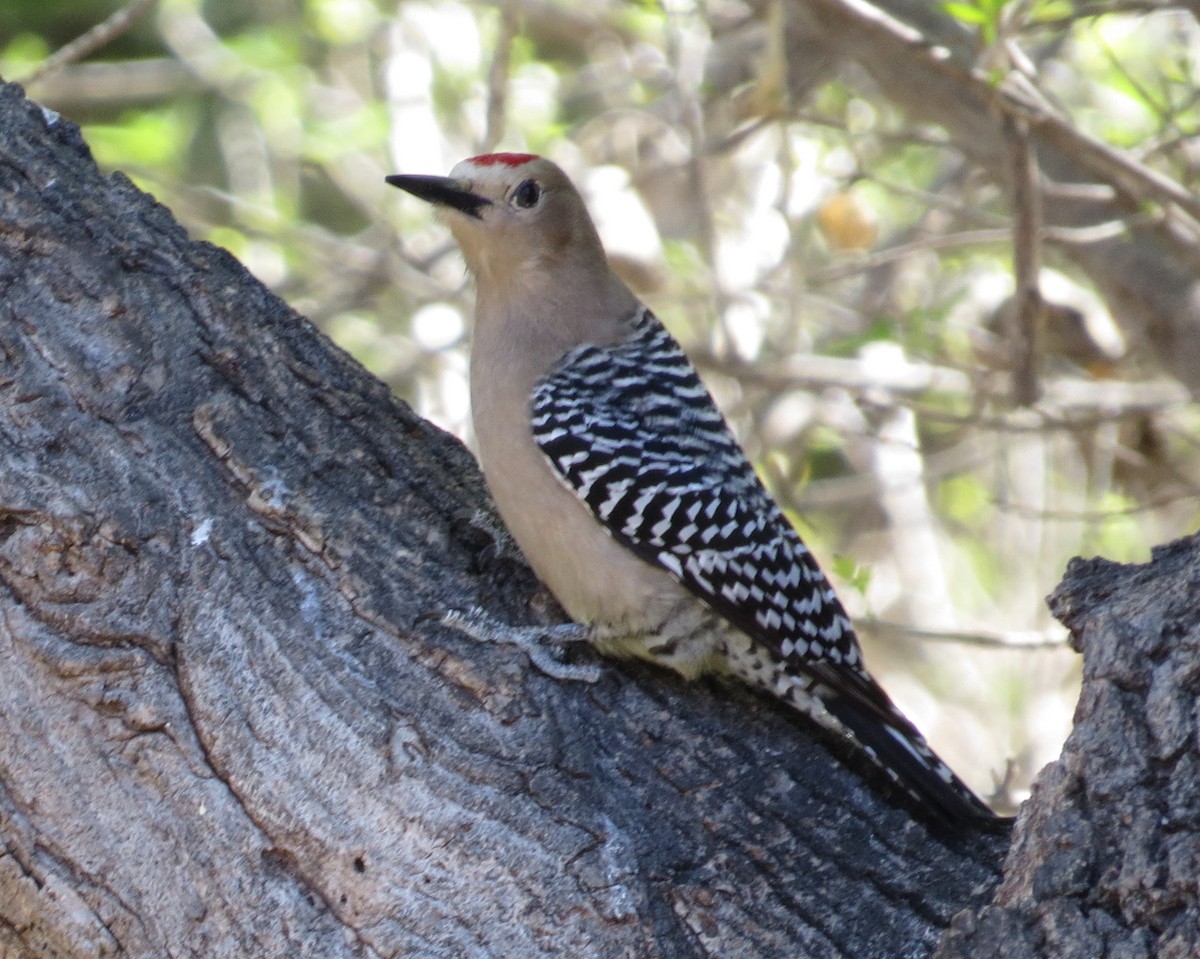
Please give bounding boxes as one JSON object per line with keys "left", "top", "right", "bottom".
{"left": 468, "top": 152, "right": 539, "bottom": 167}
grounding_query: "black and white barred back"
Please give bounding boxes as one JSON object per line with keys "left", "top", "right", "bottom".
{"left": 531, "top": 307, "right": 1002, "bottom": 828}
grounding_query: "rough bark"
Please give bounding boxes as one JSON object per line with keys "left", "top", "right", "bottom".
{"left": 0, "top": 81, "right": 1003, "bottom": 959}
{"left": 936, "top": 535, "right": 1200, "bottom": 959}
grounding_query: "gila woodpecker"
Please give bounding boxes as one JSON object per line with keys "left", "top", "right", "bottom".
{"left": 388, "top": 153, "right": 1005, "bottom": 829}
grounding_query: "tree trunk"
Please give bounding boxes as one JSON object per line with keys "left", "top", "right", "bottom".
{"left": 0, "top": 77, "right": 1194, "bottom": 958}
{"left": 936, "top": 535, "right": 1200, "bottom": 959}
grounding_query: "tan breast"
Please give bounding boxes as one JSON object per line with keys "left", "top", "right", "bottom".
{"left": 474, "top": 396, "right": 682, "bottom": 633}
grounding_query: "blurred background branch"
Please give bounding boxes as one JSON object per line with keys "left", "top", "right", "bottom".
{"left": 18, "top": 0, "right": 160, "bottom": 87}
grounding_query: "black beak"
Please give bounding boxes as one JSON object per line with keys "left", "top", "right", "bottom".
{"left": 386, "top": 174, "right": 491, "bottom": 220}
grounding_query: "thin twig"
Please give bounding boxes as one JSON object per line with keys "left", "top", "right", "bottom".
{"left": 22, "top": 0, "right": 162, "bottom": 87}
{"left": 1003, "top": 110, "right": 1044, "bottom": 407}
{"left": 812, "top": 219, "right": 1145, "bottom": 287}
{"left": 994, "top": 488, "right": 1200, "bottom": 522}
{"left": 664, "top": 7, "right": 723, "bottom": 317}
{"left": 862, "top": 618, "right": 1069, "bottom": 651}
{"left": 482, "top": 0, "right": 520, "bottom": 152}
{"left": 813, "top": 229, "right": 1013, "bottom": 284}
{"left": 702, "top": 349, "right": 1191, "bottom": 418}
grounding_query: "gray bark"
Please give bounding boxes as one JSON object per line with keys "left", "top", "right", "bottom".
{"left": 937, "top": 535, "right": 1200, "bottom": 959}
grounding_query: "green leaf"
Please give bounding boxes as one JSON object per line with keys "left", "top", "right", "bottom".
{"left": 943, "top": 3, "right": 987, "bottom": 26}
{"left": 831, "top": 555, "right": 872, "bottom": 597}
{"left": 83, "top": 108, "right": 191, "bottom": 171}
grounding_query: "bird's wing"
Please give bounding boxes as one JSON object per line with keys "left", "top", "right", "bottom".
{"left": 531, "top": 307, "right": 860, "bottom": 673}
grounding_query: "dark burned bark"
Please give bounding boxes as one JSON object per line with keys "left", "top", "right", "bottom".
{"left": 0, "top": 73, "right": 1192, "bottom": 957}
{"left": 0, "top": 80, "right": 998, "bottom": 959}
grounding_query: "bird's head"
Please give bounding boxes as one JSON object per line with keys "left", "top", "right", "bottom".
{"left": 387, "top": 154, "right": 605, "bottom": 289}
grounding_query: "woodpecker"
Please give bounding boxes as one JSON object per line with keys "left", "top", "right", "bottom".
{"left": 388, "top": 154, "right": 1005, "bottom": 829}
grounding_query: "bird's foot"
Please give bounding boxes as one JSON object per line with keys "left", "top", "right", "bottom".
{"left": 439, "top": 607, "right": 602, "bottom": 683}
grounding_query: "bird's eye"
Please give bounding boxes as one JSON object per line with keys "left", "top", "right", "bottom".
{"left": 512, "top": 179, "right": 542, "bottom": 209}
